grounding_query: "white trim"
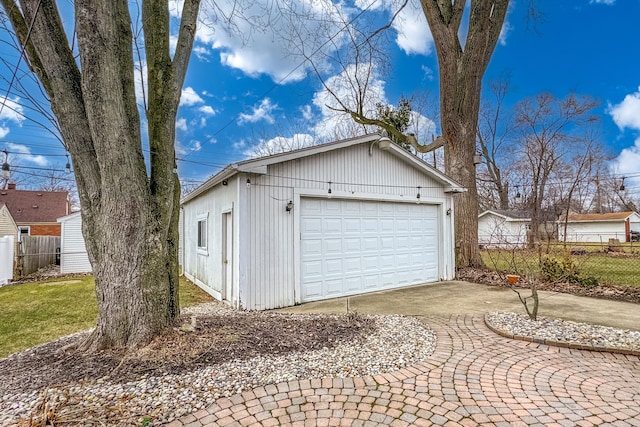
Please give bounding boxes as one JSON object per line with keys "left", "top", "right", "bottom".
{"left": 184, "top": 271, "right": 222, "bottom": 300}
{"left": 196, "top": 212, "right": 209, "bottom": 255}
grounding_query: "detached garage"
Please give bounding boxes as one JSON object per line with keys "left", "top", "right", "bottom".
{"left": 181, "top": 134, "right": 464, "bottom": 310}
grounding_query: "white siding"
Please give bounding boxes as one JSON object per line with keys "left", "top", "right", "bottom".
{"left": 58, "top": 213, "right": 92, "bottom": 274}
{"left": 182, "top": 175, "right": 239, "bottom": 303}
{"left": 478, "top": 214, "right": 528, "bottom": 248}
{"left": 0, "top": 205, "right": 18, "bottom": 256}
{"left": 559, "top": 221, "right": 627, "bottom": 243}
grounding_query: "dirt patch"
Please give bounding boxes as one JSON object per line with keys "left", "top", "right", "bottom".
{"left": 457, "top": 267, "right": 640, "bottom": 304}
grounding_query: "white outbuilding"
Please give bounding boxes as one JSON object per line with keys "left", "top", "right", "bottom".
{"left": 180, "top": 134, "right": 465, "bottom": 310}
{"left": 478, "top": 210, "right": 531, "bottom": 248}
{"left": 57, "top": 212, "right": 92, "bottom": 274}
{"left": 558, "top": 211, "right": 640, "bottom": 243}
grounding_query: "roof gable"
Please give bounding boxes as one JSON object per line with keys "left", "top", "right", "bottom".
{"left": 0, "top": 188, "right": 70, "bottom": 224}
{"left": 565, "top": 211, "right": 638, "bottom": 222}
{"left": 182, "top": 134, "right": 465, "bottom": 203}
{"left": 479, "top": 210, "right": 531, "bottom": 221}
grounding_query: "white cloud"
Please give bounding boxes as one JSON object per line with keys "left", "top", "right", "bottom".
{"left": 176, "top": 118, "right": 188, "bottom": 131}
{"left": 180, "top": 87, "right": 205, "bottom": 106}
{"left": 392, "top": 0, "right": 433, "bottom": 55}
{"left": 5, "top": 142, "right": 48, "bottom": 166}
{"left": 193, "top": 46, "right": 211, "bottom": 61}
{"left": 238, "top": 99, "right": 277, "bottom": 125}
{"left": 590, "top": 0, "right": 615, "bottom": 4}
{"left": 608, "top": 87, "right": 640, "bottom": 131}
{"left": 198, "top": 105, "right": 216, "bottom": 115}
{"left": 134, "top": 61, "right": 148, "bottom": 106}
{"left": 244, "top": 134, "right": 316, "bottom": 157}
{"left": 610, "top": 136, "right": 640, "bottom": 187}
{"left": 0, "top": 96, "right": 25, "bottom": 124}
{"left": 196, "top": 0, "right": 351, "bottom": 83}
{"left": 176, "top": 139, "right": 202, "bottom": 156}
{"left": 311, "top": 63, "right": 387, "bottom": 139}
{"left": 300, "top": 105, "right": 314, "bottom": 121}
{"left": 0, "top": 127, "right": 9, "bottom": 139}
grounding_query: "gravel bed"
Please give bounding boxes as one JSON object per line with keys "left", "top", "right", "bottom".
{"left": 487, "top": 311, "right": 640, "bottom": 352}
{"left": 0, "top": 305, "right": 436, "bottom": 426}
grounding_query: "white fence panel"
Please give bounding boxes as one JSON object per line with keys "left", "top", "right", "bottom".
{"left": 0, "top": 235, "right": 14, "bottom": 285}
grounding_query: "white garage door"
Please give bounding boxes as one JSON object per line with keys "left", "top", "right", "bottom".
{"left": 300, "top": 198, "right": 439, "bottom": 302}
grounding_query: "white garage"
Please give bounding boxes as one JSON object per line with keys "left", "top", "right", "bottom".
{"left": 181, "top": 134, "right": 464, "bottom": 310}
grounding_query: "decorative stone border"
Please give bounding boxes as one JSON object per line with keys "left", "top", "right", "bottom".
{"left": 484, "top": 313, "right": 640, "bottom": 357}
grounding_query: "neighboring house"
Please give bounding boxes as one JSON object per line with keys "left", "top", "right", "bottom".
{"left": 57, "top": 212, "right": 92, "bottom": 274}
{"left": 181, "top": 134, "right": 465, "bottom": 310}
{"left": 558, "top": 211, "right": 640, "bottom": 243}
{"left": 0, "top": 183, "right": 71, "bottom": 239}
{"left": 0, "top": 203, "right": 19, "bottom": 252}
{"left": 478, "top": 210, "right": 531, "bottom": 248}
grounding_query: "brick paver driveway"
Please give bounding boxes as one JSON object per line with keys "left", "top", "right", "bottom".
{"left": 169, "top": 315, "right": 640, "bottom": 426}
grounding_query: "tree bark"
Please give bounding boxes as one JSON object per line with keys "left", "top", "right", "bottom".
{"left": 1, "top": 0, "right": 200, "bottom": 349}
{"left": 420, "top": 0, "right": 508, "bottom": 267}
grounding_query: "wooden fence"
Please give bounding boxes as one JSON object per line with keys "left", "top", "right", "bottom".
{"left": 17, "top": 236, "right": 60, "bottom": 277}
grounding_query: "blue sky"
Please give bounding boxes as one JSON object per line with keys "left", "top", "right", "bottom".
{"left": 1, "top": 0, "right": 639, "bottom": 195}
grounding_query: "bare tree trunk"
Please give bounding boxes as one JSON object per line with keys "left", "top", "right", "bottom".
{"left": 421, "top": 0, "right": 509, "bottom": 267}
{"left": 2, "top": 0, "right": 200, "bottom": 349}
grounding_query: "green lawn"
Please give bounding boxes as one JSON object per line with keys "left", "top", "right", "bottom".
{"left": 482, "top": 249, "right": 640, "bottom": 288}
{"left": 0, "top": 275, "right": 213, "bottom": 358}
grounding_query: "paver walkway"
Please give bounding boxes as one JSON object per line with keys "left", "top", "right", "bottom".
{"left": 168, "top": 315, "right": 640, "bottom": 426}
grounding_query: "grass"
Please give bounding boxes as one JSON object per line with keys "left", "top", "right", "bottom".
{"left": 482, "top": 249, "right": 640, "bottom": 288}
{"left": 0, "top": 275, "right": 213, "bottom": 358}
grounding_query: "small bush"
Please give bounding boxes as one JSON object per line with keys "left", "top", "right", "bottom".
{"left": 541, "top": 256, "right": 598, "bottom": 287}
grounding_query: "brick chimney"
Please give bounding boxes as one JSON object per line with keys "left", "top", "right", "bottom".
{"left": 7, "top": 183, "right": 16, "bottom": 190}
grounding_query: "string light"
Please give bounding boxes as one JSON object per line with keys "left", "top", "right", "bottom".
{"left": 65, "top": 154, "right": 71, "bottom": 173}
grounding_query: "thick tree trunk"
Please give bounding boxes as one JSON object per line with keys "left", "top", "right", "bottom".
{"left": 421, "top": 0, "right": 508, "bottom": 268}
{"left": 2, "top": 0, "right": 199, "bottom": 350}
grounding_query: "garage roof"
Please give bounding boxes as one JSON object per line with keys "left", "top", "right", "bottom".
{"left": 182, "top": 134, "right": 466, "bottom": 204}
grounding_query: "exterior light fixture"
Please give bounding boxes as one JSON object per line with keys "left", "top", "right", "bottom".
{"left": 416, "top": 186, "right": 421, "bottom": 204}
{"left": 65, "top": 154, "right": 71, "bottom": 173}
{"left": 328, "top": 181, "right": 332, "bottom": 198}
{"left": 446, "top": 208, "right": 452, "bottom": 216}
{"left": 286, "top": 201, "right": 293, "bottom": 213}
{"left": 369, "top": 135, "right": 393, "bottom": 155}
{"left": 246, "top": 178, "right": 251, "bottom": 188}
{"left": 1, "top": 150, "right": 9, "bottom": 180}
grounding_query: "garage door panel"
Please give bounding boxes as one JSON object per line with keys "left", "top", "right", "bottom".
{"left": 362, "top": 237, "right": 378, "bottom": 251}
{"left": 325, "top": 258, "right": 343, "bottom": 275}
{"left": 324, "top": 238, "right": 342, "bottom": 254}
{"left": 344, "top": 238, "right": 360, "bottom": 253}
{"left": 344, "top": 218, "right": 361, "bottom": 233}
{"left": 300, "top": 198, "right": 440, "bottom": 302}
{"left": 323, "top": 218, "right": 342, "bottom": 234}
{"left": 302, "top": 239, "right": 322, "bottom": 255}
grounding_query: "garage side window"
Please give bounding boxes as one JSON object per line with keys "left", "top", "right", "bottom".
{"left": 197, "top": 213, "right": 208, "bottom": 253}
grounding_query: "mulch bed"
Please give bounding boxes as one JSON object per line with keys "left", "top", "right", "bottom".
{"left": 457, "top": 267, "right": 640, "bottom": 305}
{"left": 0, "top": 312, "right": 374, "bottom": 397}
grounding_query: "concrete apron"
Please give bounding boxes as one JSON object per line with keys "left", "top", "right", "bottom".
{"left": 277, "top": 281, "right": 640, "bottom": 332}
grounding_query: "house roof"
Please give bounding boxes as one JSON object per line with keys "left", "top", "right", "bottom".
{"left": 0, "top": 188, "right": 70, "bottom": 223}
{"left": 181, "top": 134, "right": 466, "bottom": 204}
{"left": 478, "top": 210, "right": 531, "bottom": 221}
{"left": 564, "top": 211, "right": 638, "bottom": 222}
